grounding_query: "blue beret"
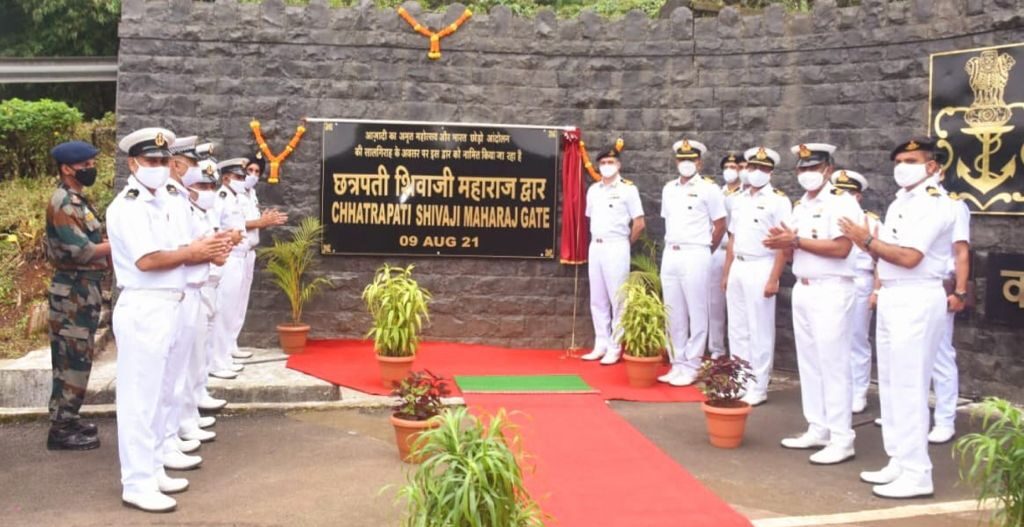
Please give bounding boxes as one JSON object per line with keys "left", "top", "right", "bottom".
{"left": 51, "top": 141, "right": 100, "bottom": 165}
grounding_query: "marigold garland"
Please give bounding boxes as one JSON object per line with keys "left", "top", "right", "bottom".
{"left": 249, "top": 119, "right": 306, "bottom": 184}
{"left": 397, "top": 7, "right": 472, "bottom": 60}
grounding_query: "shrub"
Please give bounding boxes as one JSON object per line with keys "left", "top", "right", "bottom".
{"left": 954, "top": 398, "right": 1024, "bottom": 526}
{"left": 0, "top": 98, "right": 83, "bottom": 181}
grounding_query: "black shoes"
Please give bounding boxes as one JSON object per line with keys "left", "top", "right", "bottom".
{"left": 47, "top": 422, "right": 100, "bottom": 451}
{"left": 70, "top": 420, "right": 98, "bottom": 437}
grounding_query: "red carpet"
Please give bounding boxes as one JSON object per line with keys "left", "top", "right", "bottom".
{"left": 464, "top": 393, "right": 752, "bottom": 527}
{"left": 287, "top": 339, "right": 704, "bottom": 402}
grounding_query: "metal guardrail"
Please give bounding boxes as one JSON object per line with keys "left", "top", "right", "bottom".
{"left": 0, "top": 57, "right": 117, "bottom": 84}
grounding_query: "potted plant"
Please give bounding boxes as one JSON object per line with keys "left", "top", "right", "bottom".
{"left": 954, "top": 397, "right": 1024, "bottom": 526}
{"left": 695, "top": 355, "right": 755, "bottom": 449}
{"left": 362, "top": 264, "right": 431, "bottom": 387}
{"left": 390, "top": 370, "right": 450, "bottom": 463}
{"left": 398, "top": 406, "right": 544, "bottom": 526}
{"left": 616, "top": 280, "right": 670, "bottom": 388}
{"left": 257, "top": 217, "right": 331, "bottom": 355}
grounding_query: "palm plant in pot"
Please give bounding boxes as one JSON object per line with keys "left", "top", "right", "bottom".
{"left": 257, "top": 217, "right": 331, "bottom": 355}
{"left": 953, "top": 397, "right": 1024, "bottom": 526}
{"left": 362, "top": 264, "right": 431, "bottom": 387}
{"left": 390, "top": 370, "right": 450, "bottom": 463}
{"left": 616, "top": 280, "right": 670, "bottom": 388}
{"left": 695, "top": 355, "right": 755, "bottom": 449}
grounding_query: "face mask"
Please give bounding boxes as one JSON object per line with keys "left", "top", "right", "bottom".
{"left": 598, "top": 164, "right": 618, "bottom": 178}
{"left": 73, "top": 167, "right": 97, "bottom": 187}
{"left": 244, "top": 174, "right": 258, "bottom": 190}
{"left": 739, "top": 169, "right": 750, "bottom": 186}
{"left": 134, "top": 165, "right": 170, "bottom": 190}
{"left": 182, "top": 166, "right": 203, "bottom": 187}
{"left": 893, "top": 162, "right": 929, "bottom": 188}
{"left": 723, "top": 168, "right": 739, "bottom": 183}
{"left": 747, "top": 169, "right": 771, "bottom": 188}
{"left": 191, "top": 189, "right": 216, "bottom": 210}
{"left": 228, "top": 179, "right": 247, "bottom": 194}
{"left": 797, "top": 171, "right": 825, "bottom": 192}
{"left": 677, "top": 161, "right": 697, "bottom": 178}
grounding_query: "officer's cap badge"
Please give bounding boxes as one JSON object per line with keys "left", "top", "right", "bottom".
{"left": 906, "top": 140, "right": 919, "bottom": 151}
{"left": 837, "top": 171, "right": 850, "bottom": 182}
{"left": 155, "top": 132, "right": 166, "bottom": 147}
{"left": 756, "top": 147, "right": 767, "bottom": 160}
{"left": 681, "top": 140, "right": 692, "bottom": 152}
{"left": 798, "top": 144, "right": 812, "bottom": 159}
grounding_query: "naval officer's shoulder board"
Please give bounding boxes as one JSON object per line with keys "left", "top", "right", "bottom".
{"left": 126, "top": 188, "right": 140, "bottom": 200}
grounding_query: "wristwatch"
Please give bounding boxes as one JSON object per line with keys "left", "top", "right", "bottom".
{"left": 953, "top": 290, "right": 967, "bottom": 302}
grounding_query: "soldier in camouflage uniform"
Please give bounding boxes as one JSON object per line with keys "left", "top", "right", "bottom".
{"left": 44, "top": 141, "right": 110, "bottom": 451}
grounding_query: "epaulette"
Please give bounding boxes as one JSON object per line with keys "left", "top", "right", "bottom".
{"left": 621, "top": 178, "right": 634, "bottom": 186}
{"left": 793, "top": 199, "right": 802, "bottom": 207}
{"left": 724, "top": 187, "right": 740, "bottom": 196}
{"left": 773, "top": 188, "right": 787, "bottom": 198}
{"left": 218, "top": 190, "right": 228, "bottom": 198}
{"left": 166, "top": 184, "right": 178, "bottom": 195}
{"left": 126, "top": 189, "right": 140, "bottom": 200}
{"left": 948, "top": 192, "right": 965, "bottom": 201}
{"left": 830, "top": 187, "right": 845, "bottom": 196}
{"left": 926, "top": 186, "right": 941, "bottom": 197}
{"left": 866, "top": 211, "right": 880, "bottom": 220}
{"left": 703, "top": 176, "right": 716, "bottom": 184}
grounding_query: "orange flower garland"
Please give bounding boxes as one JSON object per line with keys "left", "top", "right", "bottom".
{"left": 249, "top": 119, "right": 306, "bottom": 184}
{"left": 397, "top": 7, "right": 472, "bottom": 60}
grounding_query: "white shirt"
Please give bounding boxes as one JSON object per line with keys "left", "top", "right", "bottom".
{"left": 159, "top": 179, "right": 211, "bottom": 287}
{"left": 877, "top": 182, "right": 954, "bottom": 281}
{"left": 661, "top": 175, "right": 726, "bottom": 247}
{"left": 242, "top": 189, "right": 261, "bottom": 250}
{"left": 728, "top": 183, "right": 792, "bottom": 258}
{"left": 852, "top": 212, "right": 880, "bottom": 273}
{"left": 790, "top": 183, "right": 864, "bottom": 279}
{"left": 213, "top": 186, "right": 249, "bottom": 255}
{"left": 106, "top": 176, "right": 186, "bottom": 290}
{"left": 585, "top": 176, "right": 644, "bottom": 240}
{"left": 933, "top": 184, "right": 971, "bottom": 276}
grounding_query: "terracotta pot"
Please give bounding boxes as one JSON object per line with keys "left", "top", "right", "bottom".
{"left": 390, "top": 414, "right": 440, "bottom": 463}
{"left": 277, "top": 323, "right": 310, "bottom": 355}
{"left": 622, "top": 354, "right": 663, "bottom": 388}
{"left": 701, "top": 401, "right": 752, "bottom": 449}
{"left": 377, "top": 354, "right": 415, "bottom": 389}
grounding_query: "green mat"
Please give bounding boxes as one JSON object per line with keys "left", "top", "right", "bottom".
{"left": 454, "top": 374, "right": 597, "bottom": 394}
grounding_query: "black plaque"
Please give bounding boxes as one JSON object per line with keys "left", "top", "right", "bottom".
{"left": 930, "top": 43, "right": 1024, "bottom": 215}
{"left": 985, "top": 253, "right": 1024, "bottom": 325}
{"left": 320, "top": 120, "right": 560, "bottom": 258}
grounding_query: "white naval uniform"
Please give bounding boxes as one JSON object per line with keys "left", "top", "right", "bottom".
{"left": 789, "top": 184, "right": 863, "bottom": 449}
{"left": 708, "top": 184, "right": 742, "bottom": 358}
{"left": 850, "top": 212, "right": 880, "bottom": 405}
{"left": 178, "top": 202, "right": 218, "bottom": 435}
{"left": 240, "top": 190, "right": 260, "bottom": 334}
{"left": 726, "top": 183, "right": 791, "bottom": 399}
{"left": 876, "top": 181, "right": 954, "bottom": 488}
{"left": 210, "top": 187, "right": 250, "bottom": 373}
{"left": 107, "top": 176, "right": 186, "bottom": 496}
{"left": 931, "top": 191, "right": 970, "bottom": 431}
{"left": 586, "top": 176, "right": 644, "bottom": 355}
{"left": 660, "top": 175, "right": 726, "bottom": 372}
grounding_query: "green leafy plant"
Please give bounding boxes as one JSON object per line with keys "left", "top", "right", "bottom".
{"left": 696, "top": 355, "right": 754, "bottom": 407}
{"left": 362, "top": 264, "right": 431, "bottom": 357}
{"left": 616, "top": 280, "right": 669, "bottom": 358}
{"left": 954, "top": 397, "right": 1024, "bottom": 527}
{"left": 0, "top": 98, "right": 83, "bottom": 181}
{"left": 392, "top": 370, "right": 450, "bottom": 421}
{"left": 399, "top": 406, "right": 543, "bottom": 527}
{"left": 257, "top": 217, "right": 331, "bottom": 325}
{"left": 623, "top": 235, "right": 661, "bottom": 297}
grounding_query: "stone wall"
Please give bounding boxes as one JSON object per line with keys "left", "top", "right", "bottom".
{"left": 115, "top": 0, "right": 1024, "bottom": 399}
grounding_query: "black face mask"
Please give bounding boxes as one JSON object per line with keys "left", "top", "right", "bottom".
{"left": 73, "top": 167, "right": 97, "bottom": 187}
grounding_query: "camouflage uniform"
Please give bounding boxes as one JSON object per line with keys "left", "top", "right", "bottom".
{"left": 44, "top": 182, "right": 108, "bottom": 425}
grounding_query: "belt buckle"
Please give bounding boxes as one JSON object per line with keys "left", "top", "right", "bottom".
{"left": 737, "top": 255, "right": 745, "bottom": 261}
{"left": 671, "top": 244, "right": 680, "bottom": 251}
{"left": 800, "top": 278, "right": 810, "bottom": 285}
{"left": 595, "top": 238, "right": 604, "bottom": 244}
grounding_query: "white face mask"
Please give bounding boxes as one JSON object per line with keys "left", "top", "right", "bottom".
{"left": 747, "top": 169, "right": 771, "bottom": 188}
{"left": 182, "top": 166, "right": 203, "bottom": 187}
{"left": 228, "top": 179, "right": 247, "bottom": 194}
{"left": 134, "top": 165, "right": 170, "bottom": 190}
{"left": 893, "top": 162, "right": 929, "bottom": 188}
{"left": 191, "top": 189, "right": 216, "bottom": 210}
{"left": 723, "top": 168, "right": 739, "bottom": 183}
{"left": 677, "top": 161, "right": 697, "bottom": 178}
{"left": 738, "top": 168, "right": 750, "bottom": 186}
{"left": 797, "top": 171, "right": 825, "bottom": 192}
{"left": 244, "top": 174, "right": 258, "bottom": 190}
{"left": 598, "top": 164, "right": 618, "bottom": 178}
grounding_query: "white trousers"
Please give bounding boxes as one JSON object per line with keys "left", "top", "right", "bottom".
{"left": 177, "top": 286, "right": 211, "bottom": 434}
{"left": 707, "top": 246, "right": 727, "bottom": 357}
{"left": 931, "top": 311, "right": 958, "bottom": 429}
{"left": 661, "top": 246, "right": 711, "bottom": 372}
{"left": 161, "top": 287, "right": 199, "bottom": 456}
{"left": 211, "top": 254, "right": 248, "bottom": 372}
{"left": 241, "top": 250, "right": 256, "bottom": 324}
{"left": 588, "top": 239, "right": 630, "bottom": 353}
{"left": 877, "top": 284, "right": 946, "bottom": 484}
{"left": 792, "top": 279, "right": 856, "bottom": 448}
{"left": 726, "top": 257, "right": 776, "bottom": 398}
{"left": 114, "top": 290, "right": 180, "bottom": 495}
{"left": 850, "top": 272, "right": 875, "bottom": 401}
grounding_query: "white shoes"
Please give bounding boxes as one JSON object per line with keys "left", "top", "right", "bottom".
{"left": 197, "top": 416, "right": 217, "bottom": 428}
{"left": 872, "top": 474, "right": 934, "bottom": 499}
{"left": 657, "top": 367, "right": 680, "bottom": 383}
{"left": 599, "top": 348, "right": 622, "bottom": 365}
{"left": 175, "top": 437, "right": 201, "bottom": 454}
{"left": 860, "top": 460, "right": 902, "bottom": 485}
{"left": 668, "top": 370, "right": 697, "bottom": 387}
{"left": 163, "top": 450, "right": 203, "bottom": 471}
{"left": 928, "top": 426, "right": 956, "bottom": 444}
{"left": 740, "top": 392, "right": 767, "bottom": 406}
{"left": 809, "top": 444, "right": 855, "bottom": 465}
{"left": 231, "top": 349, "right": 254, "bottom": 359}
{"left": 581, "top": 348, "right": 606, "bottom": 361}
{"left": 852, "top": 395, "right": 867, "bottom": 414}
{"left": 122, "top": 491, "right": 176, "bottom": 513}
{"left": 209, "top": 369, "right": 238, "bottom": 380}
{"left": 180, "top": 428, "right": 216, "bottom": 443}
{"left": 156, "top": 472, "right": 189, "bottom": 494}
{"left": 229, "top": 363, "right": 245, "bottom": 373}
{"left": 198, "top": 395, "right": 227, "bottom": 411}
{"left": 780, "top": 431, "right": 829, "bottom": 450}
